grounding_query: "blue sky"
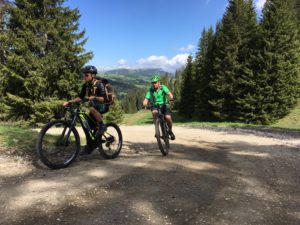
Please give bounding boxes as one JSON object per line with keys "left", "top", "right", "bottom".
{"left": 64, "top": 0, "right": 266, "bottom": 72}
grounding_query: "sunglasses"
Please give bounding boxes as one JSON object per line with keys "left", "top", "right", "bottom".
{"left": 84, "top": 73, "right": 91, "bottom": 77}
{"left": 152, "top": 81, "right": 158, "bottom": 84}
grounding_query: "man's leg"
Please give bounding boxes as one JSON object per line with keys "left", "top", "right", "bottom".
{"left": 90, "top": 107, "right": 107, "bottom": 134}
{"left": 152, "top": 110, "right": 158, "bottom": 138}
{"left": 90, "top": 107, "right": 102, "bottom": 123}
{"left": 165, "top": 115, "right": 172, "bottom": 131}
{"left": 80, "top": 107, "right": 104, "bottom": 156}
{"left": 165, "top": 115, "right": 175, "bottom": 140}
{"left": 152, "top": 110, "right": 158, "bottom": 123}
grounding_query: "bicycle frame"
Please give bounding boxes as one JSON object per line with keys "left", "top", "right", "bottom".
{"left": 151, "top": 104, "right": 170, "bottom": 156}
{"left": 64, "top": 104, "right": 98, "bottom": 148}
{"left": 155, "top": 105, "right": 170, "bottom": 134}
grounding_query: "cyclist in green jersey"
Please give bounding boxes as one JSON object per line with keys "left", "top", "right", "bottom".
{"left": 143, "top": 75, "right": 175, "bottom": 140}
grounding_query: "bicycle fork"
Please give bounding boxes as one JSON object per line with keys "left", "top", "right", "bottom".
{"left": 59, "top": 113, "right": 78, "bottom": 146}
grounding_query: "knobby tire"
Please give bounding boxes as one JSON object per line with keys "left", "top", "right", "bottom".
{"left": 36, "top": 120, "right": 80, "bottom": 169}
{"left": 155, "top": 118, "right": 169, "bottom": 156}
{"left": 98, "top": 122, "right": 123, "bottom": 159}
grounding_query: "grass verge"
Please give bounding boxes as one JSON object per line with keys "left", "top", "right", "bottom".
{"left": 122, "top": 108, "right": 300, "bottom": 132}
{"left": 0, "top": 124, "right": 38, "bottom": 151}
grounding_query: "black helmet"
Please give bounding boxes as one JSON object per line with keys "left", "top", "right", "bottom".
{"left": 82, "top": 65, "right": 97, "bottom": 74}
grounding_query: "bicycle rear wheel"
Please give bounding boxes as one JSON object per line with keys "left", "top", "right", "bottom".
{"left": 36, "top": 120, "right": 80, "bottom": 169}
{"left": 155, "top": 118, "right": 169, "bottom": 156}
{"left": 98, "top": 122, "right": 122, "bottom": 159}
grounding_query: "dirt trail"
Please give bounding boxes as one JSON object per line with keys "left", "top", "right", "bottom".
{"left": 0, "top": 125, "right": 299, "bottom": 225}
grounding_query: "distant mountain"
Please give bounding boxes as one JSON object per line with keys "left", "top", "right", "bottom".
{"left": 103, "top": 68, "right": 169, "bottom": 77}
{"left": 99, "top": 68, "right": 174, "bottom": 100}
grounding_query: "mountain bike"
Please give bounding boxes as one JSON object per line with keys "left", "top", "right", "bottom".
{"left": 36, "top": 101, "right": 123, "bottom": 169}
{"left": 147, "top": 105, "right": 171, "bottom": 156}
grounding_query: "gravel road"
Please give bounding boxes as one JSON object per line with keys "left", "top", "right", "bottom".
{"left": 0, "top": 125, "right": 299, "bottom": 225}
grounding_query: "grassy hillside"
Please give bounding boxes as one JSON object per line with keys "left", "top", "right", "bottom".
{"left": 271, "top": 101, "right": 300, "bottom": 129}
{"left": 122, "top": 103, "right": 300, "bottom": 130}
{"left": 122, "top": 110, "right": 153, "bottom": 125}
{"left": 99, "top": 73, "right": 149, "bottom": 98}
{"left": 98, "top": 68, "right": 172, "bottom": 99}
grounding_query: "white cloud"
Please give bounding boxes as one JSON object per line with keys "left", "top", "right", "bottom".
{"left": 179, "top": 44, "right": 195, "bottom": 52}
{"left": 255, "top": 0, "right": 266, "bottom": 10}
{"left": 136, "top": 54, "right": 189, "bottom": 72}
{"left": 117, "top": 59, "right": 128, "bottom": 66}
{"left": 100, "top": 54, "right": 190, "bottom": 73}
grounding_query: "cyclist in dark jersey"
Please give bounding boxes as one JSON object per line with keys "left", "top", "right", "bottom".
{"left": 143, "top": 75, "right": 175, "bottom": 140}
{"left": 63, "top": 65, "right": 112, "bottom": 154}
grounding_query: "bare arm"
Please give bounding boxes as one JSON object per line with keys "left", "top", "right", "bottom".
{"left": 88, "top": 96, "right": 104, "bottom": 102}
{"left": 167, "top": 92, "right": 174, "bottom": 101}
{"left": 143, "top": 98, "right": 149, "bottom": 107}
{"left": 63, "top": 97, "right": 82, "bottom": 106}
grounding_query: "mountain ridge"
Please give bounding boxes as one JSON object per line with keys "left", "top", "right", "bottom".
{"left": 102, "top": 68, "right": 171, "bottom": 77}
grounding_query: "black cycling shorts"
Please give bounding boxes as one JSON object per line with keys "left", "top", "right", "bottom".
{"left": 151, "top": 105, "right": 172, "bottom": 116}
{"left": 90, "top": 99, "right": 109, "bottom": 114}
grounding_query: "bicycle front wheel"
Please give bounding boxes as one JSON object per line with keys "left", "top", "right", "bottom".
{"left": 36, "top": 120, "right": 80, "bottom": 169}
{"left": 98, "top": 122, "right": 123, "bottom": 159}
{"left": 155, "top": 118, "right": 169, "bottom": 156}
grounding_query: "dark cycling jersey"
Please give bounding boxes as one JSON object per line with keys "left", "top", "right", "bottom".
{"left": 79, "top": 79, "right": 105, "bottom": 100}
{"left": 78, "top": 79, "right": 109, "bottom": 113}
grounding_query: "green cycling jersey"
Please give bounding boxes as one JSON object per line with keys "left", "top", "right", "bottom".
{"left": 145, "top": 84, "right": 170, "bottom": 105}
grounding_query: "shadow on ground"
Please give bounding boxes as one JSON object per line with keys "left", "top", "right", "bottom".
{"left": 0, "top": 134, "right": 299, "bottom": 225}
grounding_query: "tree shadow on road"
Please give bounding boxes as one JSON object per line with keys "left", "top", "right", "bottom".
{"left": 0, "top": 137, "right": 300, "bottom": 225}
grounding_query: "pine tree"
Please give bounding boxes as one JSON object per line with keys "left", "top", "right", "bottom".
{"left": 0, "top": 0, "right": 10, "bottom": 119}
{"left": 0, "top": 0, "right": 6, "bottom": 72}
{"left": 173, "top": 68, "right": 184, "bottom": 110}
{"left": 294, "top": 0, "right": 300, "bottom": 28}
{"left": 254, "top": 0, "right": 300, "bottom": 123}
{"left": 122, "top": 95, "right": 136, "bottom": 114}
{"left": 0, "top": 0, "right": 7, "bottom": 70}
{"left": 194, "top": 26, "right": 215, "bottom": 120}
{"left": 122, "top": 88, "right": 146, "bottom": 113}
{"left": 294, "top": 0, "right": 300, "bottom": 41}
{"left": 208, "top": 0, "right": 258, "bottom": 121}
{"left": 231, "top": 0, "right": 261, "bottom": 122}
{"left": 2, "top": 0, "right": 92, "bottom": 122}
{"left": 161, "top": 73, "right": 174, "bottom": 93}
{"left": 179, "top": 55, "right": 196, "bottom": 117}
{"left": 105, "top": 100, "right": 124, "bottom": 124}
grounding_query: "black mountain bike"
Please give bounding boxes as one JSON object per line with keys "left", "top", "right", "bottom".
{"left": 36, "top": 101, "right": 123, "bottom": 169}
{"left": 152, "top": 105, "right": 171, "bottom": 156}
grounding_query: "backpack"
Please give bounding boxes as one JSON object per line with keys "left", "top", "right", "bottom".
{"left": 94, "top": 77, "right": 116, "bottom": 105}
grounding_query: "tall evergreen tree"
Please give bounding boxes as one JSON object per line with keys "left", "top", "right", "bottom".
{"left": 208, "top": 0, "right": 258, "bottom": 121}
{"left": 161, "top": 73, "right": 174, "bottom": 93}
{"left": 2, "top": 0, "right": 92, "bottom": 122}
{"left": 105, "top": 100, "right": 124, "bottom": 124}
{"left": 294, "top": 0, "right": 300, "bottom": 28}
{"left": 0, "top": 0, "right": 10, "bottom": 118}
{"left": 254, "top": 0, "right": 300, "bottom": 123}
{"left": 294, "top": 0, "right": 300, "bottom": 40}
{"left": 194, "top": 26, "right": 215, "bottom": 119}
{"left": 122, "top": 88, "right": 146, "bottom": 113}
{"left": 179, "top": 55, "right": 195, "bottom": 117}
{"left": 173, "top": 68, "right": 184, "bottom": 110}
{"left": 231, "top": 0, "right": 261, "bottom": 122}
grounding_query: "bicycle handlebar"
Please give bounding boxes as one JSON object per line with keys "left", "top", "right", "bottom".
{"left": 142, "top": 104, "right": 170, "bottom": 110}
